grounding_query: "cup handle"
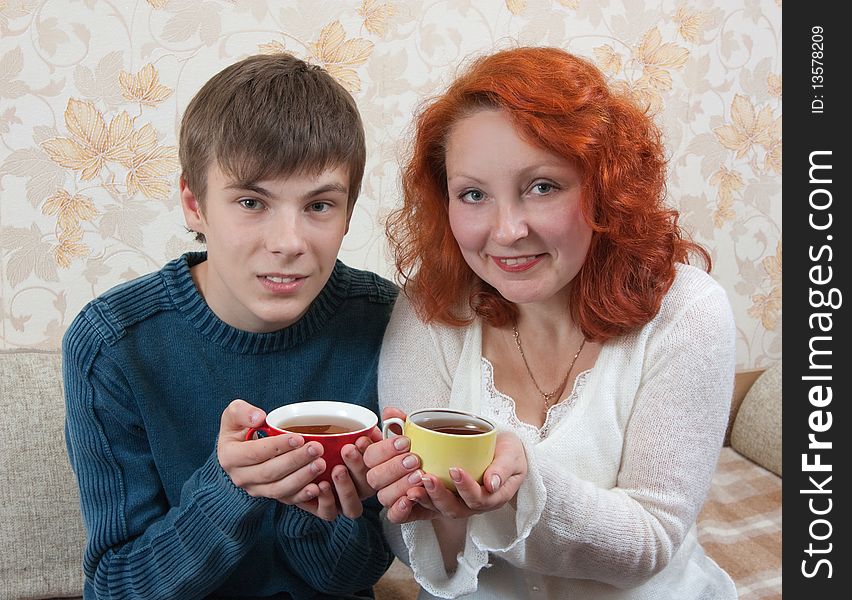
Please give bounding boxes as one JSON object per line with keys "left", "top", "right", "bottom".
{"left": 245, "top": 425, "right": 276, "bottom": 441}
{"left": 382, "top": 417, "right": 406, "bottom": 439}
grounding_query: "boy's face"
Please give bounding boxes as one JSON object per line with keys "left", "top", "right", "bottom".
{"left": 180, "top": 163, "right": 351, "bottom": 333}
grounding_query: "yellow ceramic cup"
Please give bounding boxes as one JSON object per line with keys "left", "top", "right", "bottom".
{"left": 382, "top": 408, "right": 497, "bottom": 491}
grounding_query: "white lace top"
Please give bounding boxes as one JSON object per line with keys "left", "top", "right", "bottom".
{"left": 481, "top": 357, "right": 591, "bottom": 443}
{"left": 379, "top": 264, "right": 738, "bottom": 599}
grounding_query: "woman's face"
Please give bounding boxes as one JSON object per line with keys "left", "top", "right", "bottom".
{"left": 445, "top": 109, "right": 593, "bottom": 309}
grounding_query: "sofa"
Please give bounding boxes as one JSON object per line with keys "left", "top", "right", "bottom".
{"left": 0, "top": 350, "right": 779, "bottom": 600}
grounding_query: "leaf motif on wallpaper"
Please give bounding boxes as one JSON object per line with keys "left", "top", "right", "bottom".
{"left": 41, "top": 99, "right": 134, "bottom": 180}
{"left": 309, "top": 21, "right": 374, "bottom": 92}
{"left": 42, "top": 190, "right": 97, "bottom": 233}
{"left": 592, "top": 45, "right": 622, "bottom": 75}
{"left": 709, "top": 166, "right": 743, "bottom": 227}
{"left": 83, "top": 254, "right": 110, "bottom": 285}
{"left": 359, "top": 0, "right": 397, "bottom": 36}
{"left": 0, "top": 106, "right": 22, "bottom": 133}
{"left": 0, "top": 147, "right": 65, "bottom": 207}
{"left": 634, "top": 27, "right": 688, "bottom": 98}
{"left": 124, "top": 124, "right": 180, "bottom": 200}
{"left": 35, "top": 16, "right": 70, "bottom": 57}
{"left": 0, "top": 224, "right": 58, "bottom": 286}
{"left": 74, "top": 51, "right": 125, "bottom": 109}
{"left": 120, "top": 63, "right": 173, "bottom": 107}
{"left": 98, "top": 201, "right": 157, "bottom": 248}
{"left": 636, "top": 27, "right": 689, "bottom": 68}
{"left": 713, "top": 94, "right": 779, "bottom": 160}
{"left": 53, "top": 224, "right": 89, "bottom": 268}
{"left": 767, "top": 73, "right": 781, "bottom": 98}
{"left": 749, "top": 284, "right": 781, "bottom": 330}
{"left": 146, "top": 0, "right": 169, "bottom": 8}
{"left": 557, "top": 0, "right": 579, "bottom": 8}
{"left": 0, "top": 46, "right": 27, "bottom": 98}
{"left": 40, "top": 99, "right": 178, "bottom": 199}
{"left": 161, "top": 0, "right": 222, "bottom": 46}
{"left": 258, "top": 40, "right": 287, "bottom": 54}
{"left": 505, "top": 0, "right": 526, "bottom": 14}
{"left": 673, "top": 7, "right": 709, "bottom": 44}
{"left": 764, "top": 139, "right": 781, "bottom": 174}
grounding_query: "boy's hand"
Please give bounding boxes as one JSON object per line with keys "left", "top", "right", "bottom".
{"left": 296, "top": 432, "right": 380, "bottom": 520}
{"left": 217, "top": 399, "right": 323, "bottom": 504}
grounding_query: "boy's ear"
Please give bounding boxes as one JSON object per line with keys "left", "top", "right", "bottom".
{"left": 179, "top": 177, "right": 206, "bottom": 232}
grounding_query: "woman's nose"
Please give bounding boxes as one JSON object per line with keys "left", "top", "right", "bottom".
{"left": 491, "top": 200, "right": 528, "bottom": 245}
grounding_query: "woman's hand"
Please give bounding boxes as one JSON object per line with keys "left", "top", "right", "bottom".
{"left": 365, "top": 410, "right": 528, "bottom": 524}
{"left": 407, "top": 431, "right": 527, "bottom": 519}
{"left": 364, "top": 408, "right": 441, "bottom": 523}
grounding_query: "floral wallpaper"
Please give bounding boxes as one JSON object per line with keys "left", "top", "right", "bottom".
{"left": 0, "top": 0, "right": 781, "bottom": 369}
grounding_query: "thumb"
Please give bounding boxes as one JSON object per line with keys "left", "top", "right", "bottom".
{"left": 221, "top": 399, "right": 266, "bottom": 435}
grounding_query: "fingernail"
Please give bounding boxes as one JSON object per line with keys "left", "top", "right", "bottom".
{"left": 491, "top": 474, "right": 502, "bottom": 492}
{"left": 402, "top": 454, "right": 418, "bottom": 469}
{"left": 449, "top": 468, "right": 462, "bottom": 483}
{"left": 311, "top": 460, "right": 324, "bottom": 474}
{"left": 408, "top": 470, "right": 423, "bottom": 485}
{"left": 307, "top": 444, "right": 320, "bottom": 457}
{"left": 250, "top": 412, "right": 262, "bottom": 425}
{"left": 393, "top": 437, "right": 410, "bottom": 451}
{"left": 421, "top": 475, "right": 434, "bottom": 490}
{"left": 288, "top": 436, "right": 301, "bottom": 448}
{"left": 398, "top": 498, "right": 407, "bottom": 511}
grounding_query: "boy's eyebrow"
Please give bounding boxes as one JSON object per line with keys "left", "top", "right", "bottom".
{"left": 225, "top": 181, "right": 348, "bottom": 199}
{"left": 301, "top": 182, "right": 348, "bottom": 199}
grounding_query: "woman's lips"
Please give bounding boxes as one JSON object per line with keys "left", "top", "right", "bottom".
{"left": 491, "top": 254, "right": 544, "bottom": 272}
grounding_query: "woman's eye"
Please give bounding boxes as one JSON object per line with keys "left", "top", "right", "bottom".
{"left": 460, "top": 189, "right": 485, "bottom": 203}
{"left": 532, "top": 182, "right": 554, "bottom": 195}
{"left": 238, "top": 198, "right": 262, "bottom": 210}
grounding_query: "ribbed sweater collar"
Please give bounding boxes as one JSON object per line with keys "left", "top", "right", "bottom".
{"left": 161, "top": 252, "right": 351, "bottom": 354}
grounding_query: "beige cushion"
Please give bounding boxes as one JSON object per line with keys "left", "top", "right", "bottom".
{"left": 731, "top": 360, "right": 782, "bottom": 476}
{"left": 0, "top": 351, "right": 85, "bottom": 599}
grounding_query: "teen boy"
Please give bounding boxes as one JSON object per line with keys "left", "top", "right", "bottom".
{"left": 63, "top": 54, "right": 396, "bottom": 599}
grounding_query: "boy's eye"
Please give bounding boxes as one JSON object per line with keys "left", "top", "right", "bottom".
{"left": 309, "top": 202, "right": 331, "bottom": 213}
{"left": 460, "top": 189, "right": 485, "bottom": 203}
{"left": 238, "top": 198, "right": 263, "bottom": 210}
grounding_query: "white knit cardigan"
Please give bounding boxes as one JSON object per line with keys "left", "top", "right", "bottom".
{"left": 378, "top": 263, "right": 738, "bottom": 599}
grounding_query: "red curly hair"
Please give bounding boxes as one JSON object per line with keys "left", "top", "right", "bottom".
{"left": 387, "top": 47, "right": 710, "bottom": 342}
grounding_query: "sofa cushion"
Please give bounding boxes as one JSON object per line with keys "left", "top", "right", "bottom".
{"left": 730, "top": 361, "right": 782, "bottom": 476}
{"left": 697, "top": 447, "right": 781, "bottom": 600}
{"left": 0, "top": 350, "right": 85, "bottom": 600}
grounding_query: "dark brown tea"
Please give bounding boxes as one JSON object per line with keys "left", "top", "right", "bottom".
{"left": 419, "top": 419, "right": 492, "bottom": 436}
{"left": 277, "top": 416, "right": 364, "bottom": 435}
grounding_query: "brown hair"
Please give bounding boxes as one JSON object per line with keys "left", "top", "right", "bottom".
{"left": 387, "top": 47, "right": 710, "bottom": 341}
{"left": 179, "top": 53, "right": 366, "bottom": 242}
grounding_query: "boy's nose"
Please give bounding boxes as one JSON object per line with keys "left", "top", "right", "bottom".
{"left": 266, "top": 212, "right": 308, "bottom": 256}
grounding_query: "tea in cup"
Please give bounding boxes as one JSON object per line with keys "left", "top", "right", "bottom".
{"left": 246, "top": 401, "right": 378, "bottom": 483}
{"left": 382, "top": 408, "right": 497, "bottom": 490}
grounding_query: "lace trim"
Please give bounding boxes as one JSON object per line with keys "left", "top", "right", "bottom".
{"left": 481, "top": 357, "right": 591, "bottom": 440}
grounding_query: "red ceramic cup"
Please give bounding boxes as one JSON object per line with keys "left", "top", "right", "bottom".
{"left": 245, "top": 401, "right": 378, "bottom": 483}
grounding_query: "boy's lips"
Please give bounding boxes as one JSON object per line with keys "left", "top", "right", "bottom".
{"left": 259, "top": 273, "right": 307, "bottom": 293}
{"left": 491, "top": 254, "right": 544, "bottom": 272}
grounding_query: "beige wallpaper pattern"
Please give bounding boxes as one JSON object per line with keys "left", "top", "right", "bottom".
{"left": 0, "top": 0, "right": 781, "bottom": 369}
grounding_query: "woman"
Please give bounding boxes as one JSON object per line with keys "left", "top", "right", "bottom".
{"left": 364, "top": 47, "right": 737, "bottom": 599}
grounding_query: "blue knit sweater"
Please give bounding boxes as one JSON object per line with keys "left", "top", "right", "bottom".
{"left": 63, "top": 252, "right": 398, "bottom": 599}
